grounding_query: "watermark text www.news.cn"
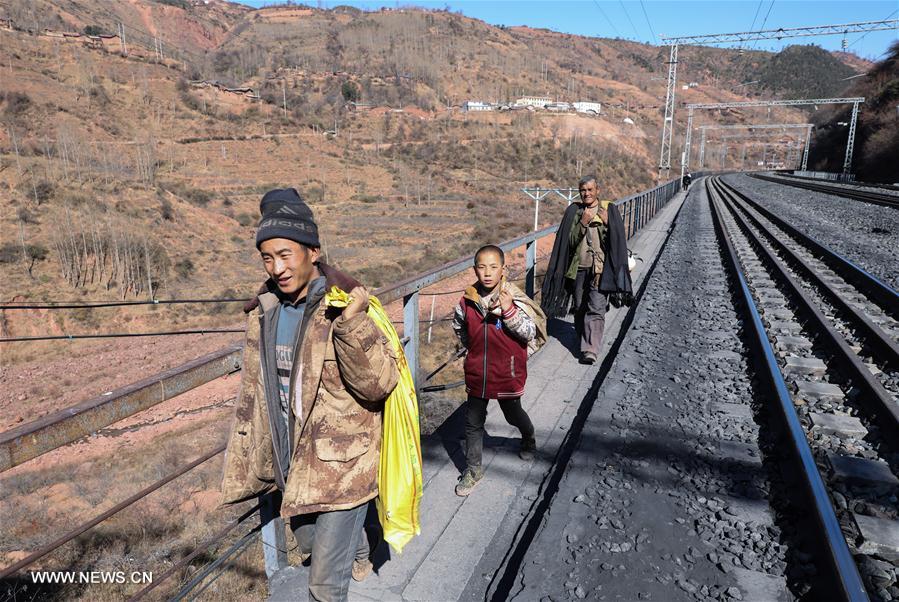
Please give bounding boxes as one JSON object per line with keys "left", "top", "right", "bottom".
{"left": 30, "top": 571, "right": 153, "bottom": 585}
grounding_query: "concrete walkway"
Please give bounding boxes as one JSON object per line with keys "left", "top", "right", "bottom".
{"left": 269, "top": 189, "right": 691, "bottom": 601}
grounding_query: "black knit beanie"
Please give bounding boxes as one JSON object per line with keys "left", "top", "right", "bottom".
{"left": 255, "top": 188, "right": 320, "bottom": 249}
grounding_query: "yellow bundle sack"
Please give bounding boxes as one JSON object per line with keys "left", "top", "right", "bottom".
{"left": 325, "top": 287, "right": 423, "bottom": 554}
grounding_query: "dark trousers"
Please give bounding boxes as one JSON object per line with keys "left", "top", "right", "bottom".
{"left": 290, "top": 503, "right": 369, "bottom": 602}
{"left": 464, "top": 395, "right": 535, "bottom": 469}
{"left": 573, "top": 268, "right": 608, "bottom": 356}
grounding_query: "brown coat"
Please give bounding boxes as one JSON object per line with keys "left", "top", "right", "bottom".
{"left": 220, "top": 265, "right": 399, "bottom": 517}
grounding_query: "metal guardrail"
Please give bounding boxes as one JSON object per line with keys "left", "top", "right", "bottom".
{"left": 0, "top": 344, "right": 242, "bottom": 471}
{"left": 791, "top": 170, "right": 856, "bottom": 182}
{"left": 0, "top": 176, "right": 691, "bottom": 596}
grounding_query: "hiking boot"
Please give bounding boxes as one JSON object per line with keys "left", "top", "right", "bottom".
{"left": 580, "top": 351, "right": 597, "bottom": 365}
{"left": 455, "top": 466, "right": 485, "bottom": 497}
{"left": 352, "top": 558, "right": 373, "bottom": 582}
{"left": 519, "top": 437, "right": 537, "bottom": 461}
{"left": 298, "top": 551, "right": 311, "bottom": 565}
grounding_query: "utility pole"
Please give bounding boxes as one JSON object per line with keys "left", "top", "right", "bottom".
{"left": 118, "top": 22, "right": 127, "bottom": 55}
{"left": 522, "top": 187, "right": 579, "bottom": 231}
{"left": 699, "top": 128, "right": 707, "bottom": 168}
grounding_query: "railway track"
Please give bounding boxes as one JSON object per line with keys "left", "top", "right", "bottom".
{"left": 782, "top": 173, "right": 899, "bottom": 193}
{"left": 751, "top": 173, "right": 899, "bottom": 209}
{"left": 708, "top": 175, "right": 899, "bottom": 601}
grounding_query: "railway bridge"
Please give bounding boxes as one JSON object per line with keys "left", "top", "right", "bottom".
{"left": 2, "top": 172, "right": 898, "bottom": 602}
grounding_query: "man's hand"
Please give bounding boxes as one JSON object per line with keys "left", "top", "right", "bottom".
{"left": 498, "top": 289, "right": 514, "bottom": 312}
{"left": 597, "top": 204, "right": 608, "bottom": 224}
{"left": 343, "top": 286, "right": 370, "bottom": 319}
{"left": 580, "top": 205, "right": 598, "bottom": 226}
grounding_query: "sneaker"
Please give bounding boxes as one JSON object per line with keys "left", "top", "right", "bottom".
{"left": 455, "top": 466, "right": 485, "bottom": 497}
{"left": 352, "top": 558, "right": 373, "bottom": 582}
{"left": 580, "top": 351, "right": 597, "bottom": 365}
{"left": 299, "top": 551, "right": 311, "bottom": 565}
{"left": 519, "top": 437, "right": 537, "bottom": 461}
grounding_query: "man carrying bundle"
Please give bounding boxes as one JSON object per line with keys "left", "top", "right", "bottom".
{"left": 220, "top": 188, "right": 399, "bottom": 601}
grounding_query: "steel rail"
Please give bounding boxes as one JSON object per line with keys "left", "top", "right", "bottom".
{"left": 710, "top": 177, "right": 899, "bottom": 438}
{"left": 751, "top": 173, "right": 899, "bottom": 209}
{"left": 0, "top": 444, "right": 226, "bottom": 579}
{"left": 718, "top": 179, "right": 899, "bottom": 366}
{"left": 0, "top": 344, "right": 242, "bottom": 472}
{"left": 706, "top": 177, "right": 870, "bottom": 602}
{"left": 722, "top": 179, "right": 899, "bottom": 321}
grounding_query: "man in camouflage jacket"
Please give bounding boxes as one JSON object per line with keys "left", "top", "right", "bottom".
{"left": 221, "top": 188, "right": 398, "bottom": 601}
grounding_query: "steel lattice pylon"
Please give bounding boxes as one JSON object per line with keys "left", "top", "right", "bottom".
{"left": 657, "top": 44, "right": 679, "bottom": 182}
{"left": 681, "top": 98, "right": 863, "bottom": 177}
{"left": 696, "top": 123, "right": 814, "bottom": 169}
{"left": 654, "top": 19, "right": 896, "bottom": 183}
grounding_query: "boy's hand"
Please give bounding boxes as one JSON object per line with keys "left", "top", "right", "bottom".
{"left": 498, "top": 289, "right": 514, "bottom": 312}
{"left": 343, "top": 286, "right": 370, "bottom": 319}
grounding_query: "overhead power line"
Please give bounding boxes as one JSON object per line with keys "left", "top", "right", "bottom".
{"left": 618, "top": 0, "right": 642, "bottom": 42}
{"left": 746, "top": 0, "right": 765, "bottom": 47}
{"left": 592, "top": 0, "right": 621, "bottom": 38}
{"left": 848, "top": 8, "right": 899, "bottom": 48}
{"left": 638, "top": 0, "right": 657, "bottom": 43}
{"left": 752, "top": 0, "right": 777, "bottom": 49}
{"left": 660, "top": 19, "right": 898, "bottom": 45}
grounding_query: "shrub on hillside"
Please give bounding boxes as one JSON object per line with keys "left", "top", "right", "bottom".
{"left": 160, "top": 197, "right": 175, "bottom": 221}
{"left": 83, "top": 25, "right": 111, "bottom": 36}
{"left": 153, "top": 0, "right": 190, "bottom": 9}
{"left": 89, "top": 85, "right": 111, "bottom": 107}
{"left": 174, "top": 259, "right": 194, "bottom": 280}
{"left": 341, "top": 81, "right": 361, "bottom": 103}
{"left": 164, "top": 182, "right": 213, "bottom": 207}
{"left": 0, "top": 243, "right": 20, "bottom": 263}
{"left": 3, "top": 91, "right": 31, "bottom": 117}
{"left": 34, "top": 180, "right": 55, "bottom": 204}
{"left": 16, "top": 207, "right": 37, "bottom": 224}
{"left": 185, "top": 188, "right": 212, "bottom": 206}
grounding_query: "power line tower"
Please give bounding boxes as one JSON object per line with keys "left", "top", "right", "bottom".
{"left": 682, "top": 97, "right": 863, "bottom": 177}
{"left": 697, "top": 123, "right": 813, "bottom": 169}
{"left": 656, "top": 19, "right": 897, "bottom": 182}
{"left": 522, "top": 187, "right": 580, "bottom": 231}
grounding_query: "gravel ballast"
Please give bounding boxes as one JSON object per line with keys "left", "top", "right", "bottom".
{"left": 722, "top": 173, "right": 899, "bottom": 289}
{"left": 510, "top": 184, "right": 797, "bottom": 601}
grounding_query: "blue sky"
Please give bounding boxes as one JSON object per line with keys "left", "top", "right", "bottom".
{"left": 238, "top": 1, "right": 898, "bottom": 60}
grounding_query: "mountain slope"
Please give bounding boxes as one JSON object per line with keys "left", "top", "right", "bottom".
{"left": 809, "top": 41, "right": 899, "bottom": 182}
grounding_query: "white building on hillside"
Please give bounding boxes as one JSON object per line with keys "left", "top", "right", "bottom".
{"left": 514, "top": 96, "right": 552, "bottom": 108}
{"left": 573, "top": 101, "right": 602, "bottom": 115}
{"left": 463, "top": 101, "right": 494, "bottom": 112}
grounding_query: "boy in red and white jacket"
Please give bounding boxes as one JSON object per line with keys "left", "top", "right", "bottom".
{"left": 451, "top": 245, "right": 540, "bottom": 497}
